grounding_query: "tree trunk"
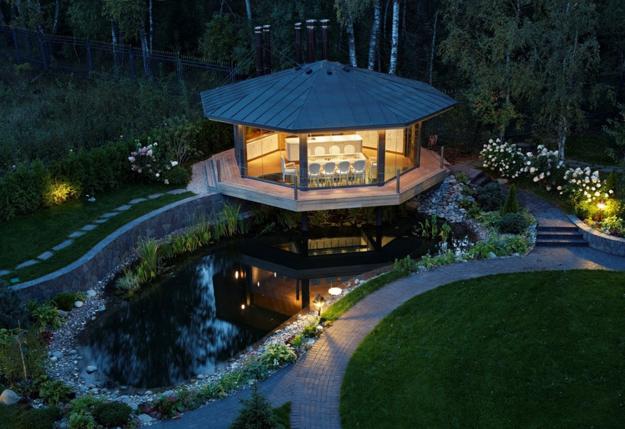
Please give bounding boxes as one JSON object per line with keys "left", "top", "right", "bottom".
{"left": 558, "top": 115, "right": 568, "bottom": 160}
{"left": 139, "top": 26, "right": 150, "bottom": 76}
{"left": 388, "top": 0, "right": 399, "bottom": 74}
{"left": 244, "top": 0, "right": 252, "bottom": 22}
{"left": 148, "top": 0, "right": 153, "bottom": 51}
{"left": 345, "top": 6, "right": 357, "bottom": 67}
{"left": 0, "top": 5, "right": 6, "bottom": 25}
{"left": 427, "top": 9, "right": 438, "bottom": 84}
{"left": 51, "top": 0, "right": 60, "bottom": 33}
{"left": 367, "top": 0, "right": 381, "bottom": 70}
{"left": 111, "top": 21, "right": 119, "bottom": 67}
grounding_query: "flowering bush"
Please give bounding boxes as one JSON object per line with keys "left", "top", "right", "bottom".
{"left": 524, "top": 145, "right": 565, "bottom": 191}
{"left": 480, "top": 138, "right": 526, "bottom": 179}
{"left": 562, "top": 166, "right": 613, "bottom": 204}
{"left": 128, "top": 138, "right": 180, "bottom": 184}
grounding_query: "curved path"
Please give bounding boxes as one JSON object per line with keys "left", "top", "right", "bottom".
{"left": 153, "top": 246, "right": 625, "bottom": 429}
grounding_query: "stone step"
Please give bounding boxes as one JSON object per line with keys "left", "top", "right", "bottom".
{"left": 470, "top": 172, "right": 491, "bottom": 187}
{"left": 536, "top": 232, "right": 584, "bottom": 240}
{"left": 535, "top": 239, "right": 588, "bottom": 247}
{"left": 536, "top": 225, "right": 578, "bottom": 232}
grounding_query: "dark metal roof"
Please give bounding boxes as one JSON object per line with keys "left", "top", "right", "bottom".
{"left": 200, "top": 60, "right": 457, "bottom": 132}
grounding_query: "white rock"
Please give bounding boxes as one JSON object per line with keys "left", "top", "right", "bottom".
{"left": 86, "top": 289, "right": 97, "bottom": 298}
{"left": 138, "top": 414, "right": 155, "bottom": 425}
{"left": 0, "top": 389, "right": 21, "bottom": 405}
{"left": 86, "top": 365, "right": 98, "bottom": 373}
{"left": 487, "top": 252, "right": 497, "bottom": 259}
{"left": 74, "top": 301, "right": 84, "bottom": 308}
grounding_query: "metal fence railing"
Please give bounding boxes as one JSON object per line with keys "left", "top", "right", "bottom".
{"left": 0, "top": 25, "right": 239, "bottom": 86}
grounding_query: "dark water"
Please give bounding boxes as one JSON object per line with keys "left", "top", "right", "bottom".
{"left": 78, "top": 226, "right": 467, "bottom": 390}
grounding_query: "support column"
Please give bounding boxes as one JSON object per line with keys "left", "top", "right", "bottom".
{"left": 299, "top": 134, "right": 308, "bottom": 189}
{"left": 234, "top": 125, "right": 247, "bottom": 177}
{"left": 377, "top": 130, "right": 386, "bottom": 185}
{"left": 415, "top": 122, "right": 422, "bottom": 168}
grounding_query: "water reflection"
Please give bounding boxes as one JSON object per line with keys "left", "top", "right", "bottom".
{"left": 78, "top": 226, "right": 459, "bottom": 389}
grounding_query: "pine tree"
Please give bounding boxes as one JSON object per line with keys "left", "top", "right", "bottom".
{"left": 502, "top": 184, "right": 520, "bottom": 214}
{"left": 230, "top": 385, "right": 281, "bottom": 429}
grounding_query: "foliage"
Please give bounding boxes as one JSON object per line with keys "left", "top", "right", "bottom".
{"left": 498, "top": 212, "right": 529, "bottom": 234}
{"left": 476, "top": 182, "right": 504, "bottom": 211}
{"left": 230, "top": 385, "right": 283, "bottom": 429}
{"left": 44, "top": 181, "right": 81, "bottom": 206}
{"left": 199, "top": 14, "right": 248, "bottom": 64}
{"left": 501, "top": 184, "right": 520, "bottom": 214}
{"left": 38, "top": 379, "right": 73, "bottom": 406}
{"left": 0, "top": 327, "right": 47, "bottom": 387}
{"left": 0, "top": 161, "right": 50, "bottom": 221}
{"left": 92, "top": 401, "right": 133, "bottom": 427}
{"left": 259, "top": 344, "right": 297, "bottom": 369}
{"left": 163, "top": 165, "right": 191, "bottom": 186}
{"left": 480, "top": 139, "right": 527, "bottom": 179}
{"left": 68, "top": 411, "right": 97, "bottom": 429}
{"left": 29, "top": 303, "right": 62, "bottom": 331}
{"left": 0, "top": 405, "right": 62, "bottom": 429}
{"left": 603, "top": 104, "right": 625, "bottom": 163}
{"left": 598, "top": 215, "right": 625, "bottom": 237}
{"left": 52, "top": 292, "right": 85, "bottom": 312}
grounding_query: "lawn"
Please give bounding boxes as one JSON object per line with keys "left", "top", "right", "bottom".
{"left": 341, "top": 270, "right": 625, "bottom": 429}
{"left": 0, "top": 184, "right": 193, "bottom": 282}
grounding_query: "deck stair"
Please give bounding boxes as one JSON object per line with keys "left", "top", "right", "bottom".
{"left": 535, "top": 225, "right": 588, "bottom": 247}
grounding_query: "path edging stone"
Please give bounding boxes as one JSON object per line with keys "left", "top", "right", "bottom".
{"left": 568, "top": 215, "right": 625, "bottom": 256}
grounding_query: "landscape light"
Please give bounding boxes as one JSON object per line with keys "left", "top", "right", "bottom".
{"left": 328, "top": 287, "right": 342, "bottom": 296}
{"left": 597, "top": 201, "right": 607, "bottom": 211}
{"left": 313, "top": 294, "right": 326, "bottom": 316}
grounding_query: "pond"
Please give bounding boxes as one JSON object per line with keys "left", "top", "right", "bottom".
{"left": 77, "top": 222, "right": 472, "bottom": 390}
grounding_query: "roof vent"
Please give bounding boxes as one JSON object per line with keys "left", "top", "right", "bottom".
{"left": 305, "top": 68, "right": 313, "bottom": 75}
{"left": 326, "top": 70, "right": 333, "bottom": 75}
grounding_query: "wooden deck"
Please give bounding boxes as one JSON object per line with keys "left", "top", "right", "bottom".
{"left": 205, "top": 148, "right": 449, "bottom": 211}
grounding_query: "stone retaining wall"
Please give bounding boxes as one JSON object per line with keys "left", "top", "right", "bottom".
{"left": 9, "top": 193, "right": 225, "bottom": 301}
{"left": 568, "top": 215, "right": 625, "bottom": 257}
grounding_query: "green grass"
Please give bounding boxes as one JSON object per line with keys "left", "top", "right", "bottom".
{"left": 274, "top": 402, "right": 291, "bottom": 428}
{"left": 0, "top": 184, "right": 192, "bottom": 282}
{"left": 322, "top": 270, "right": 405, "bottom": 322}
{"left": 341, "top": 270, "right": 625, "bottom": 429}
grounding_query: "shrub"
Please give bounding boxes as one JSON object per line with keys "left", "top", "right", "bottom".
{"left": 230, "top": 385, "right": 281, "bottom": 429}
{"left": 600, "top": 215, "right": 625, "bottom": 237}
{"left": 259, "top": 344, "right": 297, "bottom": 370}
{"left": 393, "top": 255, "right": 418, "bottom": 274}
{"left": 68, "top": 410, "right": 96, "bottom": 429}
{"left": 476, "top": 182, "right": 504, "bottom": 211}
{"left": 52, "top": 292, "right": 84, "bottom": 312}
{"left": 38, "top": 379, "right": 73, "bottom": 406}
{"left": 115, "top": 271, "right": 141, "bottom": 295}
{"left": 162, "top": 165, "right": 190, "bottom": 185}
{"left": 0, "top": 161, "right": 50, "bottom": 222}
{"left": 92, "top": 401, "right": 132, "bottom": 428}
{"left": 498, "top": 213, "right": 529, "bottom": 234}
{"left": 29, "top": 303, "right": 62, "bottom": 331}
{"left": 44, "top": 180, "right": 81, "bottom": 206}
{"left": 15, "top": 406, "right": 61, "bottom": 429}
{"left": 501, "top": 184, "right": 520, "bottom": 214}
{"left": 0, "top": 328, "right": 47, "bottom": 386}
{"left": 0, "top": 289, "right": 27, "bottom": 329}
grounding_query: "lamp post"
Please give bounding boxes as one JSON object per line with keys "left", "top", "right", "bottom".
{"left": 313, "top": 294, "right": 325, "bottom": 316}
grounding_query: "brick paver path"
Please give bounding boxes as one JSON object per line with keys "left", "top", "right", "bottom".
{"left": 153, "top": 246, "right": 625, "bottom": 429}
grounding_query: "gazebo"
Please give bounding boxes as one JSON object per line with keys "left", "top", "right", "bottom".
{"left": 200, "top": 60, "right": 456, "bottom": 211}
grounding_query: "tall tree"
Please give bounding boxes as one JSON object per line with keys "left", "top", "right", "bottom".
{"left": 336, "top": 0, "right": 358, "bottom": 67}
{"left": 103, "top": 0, "right": 150, "bottom": 75}
{"left": 244, "top": 0, "right": 252, "bottom": 22}
{"left": 388, "top": 0, "right": 399, "bottom": 74}
{"left": 67, "top": 0, "right": 108, "bottom": 39}
{"left": 534, "top": 0, "right": 600, "bottom": 159}
{"left": 367, "top": 0, "right": 381, "bottom": 70}
{"left": 427, "top": 8, "right": 438, "bottom": 84}
{"left": 441, "top": 0, "right": 538, "bottom": 137}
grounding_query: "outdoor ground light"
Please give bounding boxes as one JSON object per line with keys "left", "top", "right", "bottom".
{"left": 597, "top": 201, "right": 607, "bottom": 211}
{"left": 313, "top": 294, "right": 326, "bottom": 316}
{"left": 328, "top": 287, "right": 342, "bottom": 296}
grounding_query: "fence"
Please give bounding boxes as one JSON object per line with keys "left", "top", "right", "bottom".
{"left": 0, "top": 25, "right": 240, "bottom": 88}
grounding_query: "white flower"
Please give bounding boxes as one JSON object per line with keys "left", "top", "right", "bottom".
{"left": 170, "top": 160, "right": 179, "bottom": 167}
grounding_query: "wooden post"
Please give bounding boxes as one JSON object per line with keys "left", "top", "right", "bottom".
{"left": 85, "top": 40, "right": 93, "bottom": 73}
{"left": 234, "top": 125, "right": 247, "bottom": 177}
{"left": 377, "top": 130, "right": 386, "bottom": 185}
{"left": 11, "top": 28, "right": 20, "bottom": 63}
{"left": 415, "top": 122, "right": 422, "bottom": 168}
{"left": 299, "top": 134, "right": 308, "bottom": 189}
{"left": 293, "top": 177, "right": 299, "bottom": 200}
{"left": 216, "top": 159, "right": 221, "bottom": 183}
{"left": 440, "top": 145, "right": 445, "bottom": 168}
{"left": 396, "top": 169, "right": 401, "bottom": 193}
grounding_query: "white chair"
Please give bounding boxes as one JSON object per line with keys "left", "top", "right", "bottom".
{"left": 344, "top": 144, "right": 355, "bottom": 155}
{"left": 281, "top": 157, "right": 297, "bottom": 183}
{"left": 337, "top": 160, "right": 351, "bottom": 185}
{"left": 329, "top": 145, "right": 341, "bottom": 155}
{"left": 308, "top": 162, "right": 321, "bottom": 187}
{"left": 314, "top": 146, "right": 326, "bottom": 156}
{"left": 322, "top": 161, "right": 336, "bottom": 186}
{"left": 352, "top": 159, "right": 366, "bottom": 184}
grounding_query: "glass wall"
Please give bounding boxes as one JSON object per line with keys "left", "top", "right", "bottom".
{"left": 242, "top": 125, "right": 420, "bottom": 188}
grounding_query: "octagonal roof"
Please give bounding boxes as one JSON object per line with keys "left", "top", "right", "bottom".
{"left": 200, "top": 60, "right": 457, "bottom": 133}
